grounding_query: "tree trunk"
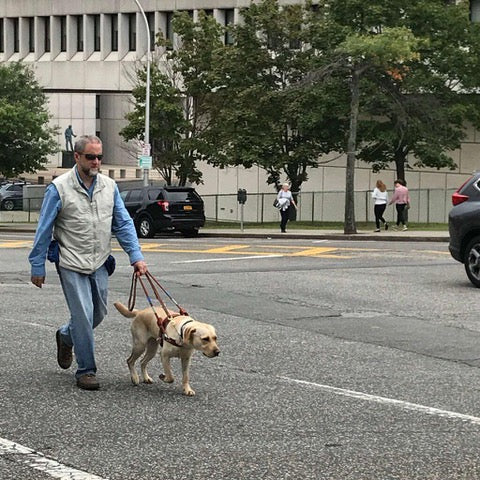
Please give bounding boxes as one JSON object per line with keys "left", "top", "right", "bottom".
{"left": 344, "top": 68, "right": 360, "bottom": 235}
{"left": 394, "top": 151, "right": 406, "bottom": 182}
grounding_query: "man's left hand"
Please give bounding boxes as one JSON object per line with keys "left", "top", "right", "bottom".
{"left": 133, "top": 260, "right": 148, "bottom": 276}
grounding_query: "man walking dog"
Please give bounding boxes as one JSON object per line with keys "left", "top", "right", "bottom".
{"left": 29, "top": 135, "right": 148, "bottom": 390}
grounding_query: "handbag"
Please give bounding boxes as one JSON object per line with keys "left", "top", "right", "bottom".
{"left": 274, "top": 198, "right": 288, "bottom": 209}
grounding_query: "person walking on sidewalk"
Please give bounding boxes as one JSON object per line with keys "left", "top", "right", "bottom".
{"left": 389, "top": 179, "right": 410, "bottom": 231}
{"left": 29, "top": 135, "right": 148, "bottom": 391}
{"left": 276, "top": 183, "right": 297, "bottom": 233}
{"left": 371, "top": 180, "right": 389, "bottom": 232}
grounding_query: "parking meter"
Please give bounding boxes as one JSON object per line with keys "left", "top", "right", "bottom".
{"left": 237, "top": 189, "right": 247, "bottom": 231}
{"left": 237, "top": 189, "right": 247, "bottom": 204}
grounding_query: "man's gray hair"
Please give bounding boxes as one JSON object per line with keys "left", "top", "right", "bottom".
{"left": 74, "top": 135, "right": 102, "bottom": 154}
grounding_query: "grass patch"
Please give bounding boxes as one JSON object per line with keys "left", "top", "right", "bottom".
{"left": 204, "top": 220, "right": 448, "bottom": 231}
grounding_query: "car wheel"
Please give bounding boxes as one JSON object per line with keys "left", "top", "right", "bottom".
{"left": 464, "top": 236, "right": 480, "bottom": 287}
{"left": 137, "top": 216, "right": 154, "bottom": 238}
{"left": 2, "top": 199, "right": 15, "bottom": 211}
{"left": 181, "top": 228, "right": 199, "bottom": 238}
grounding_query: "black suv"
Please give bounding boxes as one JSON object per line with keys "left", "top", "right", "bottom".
{"left": 0, "top": 182, "right": 28, "bottom": 210}
{"left": 448, "top": 171, "right": 480, "bottom": 287}
{"left": 119, "top": 185, "right": 205, "bottom": 238}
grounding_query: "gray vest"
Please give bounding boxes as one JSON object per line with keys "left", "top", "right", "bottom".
{"left": 53, "top": 168, "right": 116, "bottom": 274}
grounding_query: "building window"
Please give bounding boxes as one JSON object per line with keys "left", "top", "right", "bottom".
{"left": 166, "top": 12, "right": 174, "bottom": 49}
{"left": 128, "top": 13, "right": 136, "bottom": 51}
{"left": 96, "top": 95, "right": 101, "bottom": 119}
{"left": 13, "top": 18, "right": 19, "bottom": 53}
{"left": 94, "top": 15, "right": 100, "bottom": 51}
{"left": 111, "top": 15, "right": 118, "bottom": 51}
{"left": 224, "top": 9, "right": 235, "bottom": 45}
{"left": 28, "top": 17, "right": 35, "bottom": 53}
{"left": 0, "top": 19, "right": 3, "bottom": 53}
{"left": 203, "top": 9, "right": 214, "bottom": 16}
{"left": 146, "top": 12, "right": 155, "bottom": 51}
{"left": 76, "top": 16, "right": 84, "bottom": 52}
{"left": 44, "top": 17, "right": 51, "bottom": 52}
{"left": 60, "top": 17, "right": 67, "bottom": 52}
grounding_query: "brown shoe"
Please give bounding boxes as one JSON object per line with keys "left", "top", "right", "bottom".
{"left": 56, "top": 330, "right": 73, "bottom": 369}
{"left": 76, "top": 374, "right": 100, "bottom": 390}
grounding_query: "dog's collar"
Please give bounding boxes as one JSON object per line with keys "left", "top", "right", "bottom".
{"left": 178, "top": 319, "right": 194, "bottom": 340}
{"left": 158, "top": 317, "right": 193, "bottom": 348}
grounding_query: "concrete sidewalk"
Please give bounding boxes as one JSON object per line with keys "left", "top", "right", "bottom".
{"left": 0, "top": 222, "right": 449, "bottom": 242}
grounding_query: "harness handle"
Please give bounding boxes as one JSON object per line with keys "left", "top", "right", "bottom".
{"left": 145, "top": 271, "right": 188, "bottom": 316}
{"left": 127, "top": 272, "right": 187, "bottom": 347}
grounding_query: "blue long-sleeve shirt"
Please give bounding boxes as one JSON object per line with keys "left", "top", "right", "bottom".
{"left": 29, "top": 175, "right": 144, "bottom": 277}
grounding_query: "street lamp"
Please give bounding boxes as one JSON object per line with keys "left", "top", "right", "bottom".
{"left": 133, "top": 0, "right": 151, "bottom": 186}
{"left": 471, "top": 0, "right": 480, "bottom": 23}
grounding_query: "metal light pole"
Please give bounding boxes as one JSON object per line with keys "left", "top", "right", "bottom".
{"left": 134, "top": 0, "right": 151, "bottom": 186}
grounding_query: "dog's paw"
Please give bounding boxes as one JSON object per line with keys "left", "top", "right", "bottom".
{"left": 131, "top": 375, "right": 140, "bottom": 386}
{"left": 143, "top": 375, "right": 154, "bottom": 384}
{"left": 183, "top": 387, "right": 196, "bottom": 396}
{"left": 159, "top": 373, "right": 174, "bottom": 384}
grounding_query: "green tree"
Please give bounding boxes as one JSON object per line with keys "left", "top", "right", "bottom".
{"left": 202, "top": 0, "right": 346, "bottom": 199}
{"left": 166, "top": 11, "right": 226, "bottom": 185}
{"left": 357, "top": 0, "right": 480, "bottom": 180}
{"left": 121, "top": 64, "right": 193, "bottom": 185}
{"left": 121, "top": 11, "right": 224, "bottom": 185}
{"left": 306, "top": 2, "right": 421, "bottom": 233}
{"left": 0, "top": 63, "right": 58, "bottom": 178}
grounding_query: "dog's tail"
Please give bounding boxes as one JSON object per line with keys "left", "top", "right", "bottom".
{"left": 114, "top": 302, "right": 138, "bottom": 318}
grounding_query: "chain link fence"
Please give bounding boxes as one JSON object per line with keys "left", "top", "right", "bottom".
{"left": 0, "top": 187, "right": 455, "bottom": 224}
{"left": 202, "top": 189, "right": 457, "bottom": 224}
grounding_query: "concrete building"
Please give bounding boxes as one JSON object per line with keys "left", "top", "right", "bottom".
{"left": 0, "top": 0, "right": 478, "bottom": 201}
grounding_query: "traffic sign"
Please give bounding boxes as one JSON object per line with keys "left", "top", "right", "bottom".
{"left": 141, "top": 143, "right": 151, "bottom": 156}
{"left": 138, "top": 155, "right": 152, "bottom": 169}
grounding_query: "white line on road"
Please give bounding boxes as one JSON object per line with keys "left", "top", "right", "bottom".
{"left": 172, "top": 254, "right": 284, "bottom": 264}
{"left": 0, "top": 437, "right": 108, "bottom": 479}
{"left": 278, "top": 376, "right": 480, "bottom": 426}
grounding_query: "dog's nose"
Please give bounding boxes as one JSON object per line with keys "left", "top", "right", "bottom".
{"left": 213, "top": 350, "right": 220, "bottom": 357}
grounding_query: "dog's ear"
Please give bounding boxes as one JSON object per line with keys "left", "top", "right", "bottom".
{"left": 184, "top": 327, "right": 196, "bottom": 344}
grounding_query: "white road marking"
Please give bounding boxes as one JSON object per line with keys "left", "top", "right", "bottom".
{"left": 172, "top": 254, "right": 284, "bottom": 264}
{"left": 278, "top": 376, "right": 480, "bottom": 426}
{"left": 0, "top": 437, "right": 107, "bottom": 479}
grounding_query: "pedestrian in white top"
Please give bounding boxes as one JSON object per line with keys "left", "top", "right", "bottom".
{"left": 277, "top": 183, "right": 297, "bottom": 233}
{"left": 371, "top": 180, "right": 389, "bottom": 232}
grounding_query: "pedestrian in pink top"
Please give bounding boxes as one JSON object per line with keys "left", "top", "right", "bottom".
{"left": 389, "top": 179, "right": 410, "bottom": 231}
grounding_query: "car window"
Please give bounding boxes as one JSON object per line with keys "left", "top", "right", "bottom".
{"left": 119, "top": 190, "right": 129, "bottom": 202}
{"left": 148, "top": 189, "right": 163, "bottom": 201}
{"left": 127, "top": 189, "right": 143, "bottom": 203}
{"left": 164, "top": 190, "right": 200, "bottom": 202}
{"left": 12, "top": 185, "right": 23, "bottom": 192}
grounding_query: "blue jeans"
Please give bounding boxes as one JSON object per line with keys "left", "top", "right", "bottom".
{"left": 58, "top": 265, "right": 109, "bottom": 378}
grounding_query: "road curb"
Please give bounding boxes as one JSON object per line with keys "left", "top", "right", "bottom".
{"left": 0, "top": 224, "right": 449, "bottom": 242}
{"left": 199, "top": 232, "right": 449, "bottom": 242}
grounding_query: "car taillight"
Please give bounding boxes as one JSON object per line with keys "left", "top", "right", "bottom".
{"left": 157, "top": 200, "right": 169, "bottom": 212}
{"left": 452, "top": 176, "right": 473, "bottom": 206}
{"left": 452, "top": 192, "right": 469, "bottom": 206}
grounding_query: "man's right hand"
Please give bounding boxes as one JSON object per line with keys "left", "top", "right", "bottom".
{"left": 31, "top": 276, "right": 46, "bottom": 288}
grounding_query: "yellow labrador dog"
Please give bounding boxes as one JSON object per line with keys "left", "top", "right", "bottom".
{"left": 114, "top": 302, "right": 220, "bottom": 396}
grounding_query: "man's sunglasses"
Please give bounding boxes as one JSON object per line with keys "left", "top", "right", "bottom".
{"left": 80, "top": 153, "right": 103, "bottom": 161}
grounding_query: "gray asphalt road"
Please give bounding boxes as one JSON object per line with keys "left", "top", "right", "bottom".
{"left": 1, "top": 234, "right": 480, "bottom": 480}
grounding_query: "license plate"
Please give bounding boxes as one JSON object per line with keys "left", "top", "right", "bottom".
{"left": 183, "top": 205, "right": 192, "bottom": 211}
